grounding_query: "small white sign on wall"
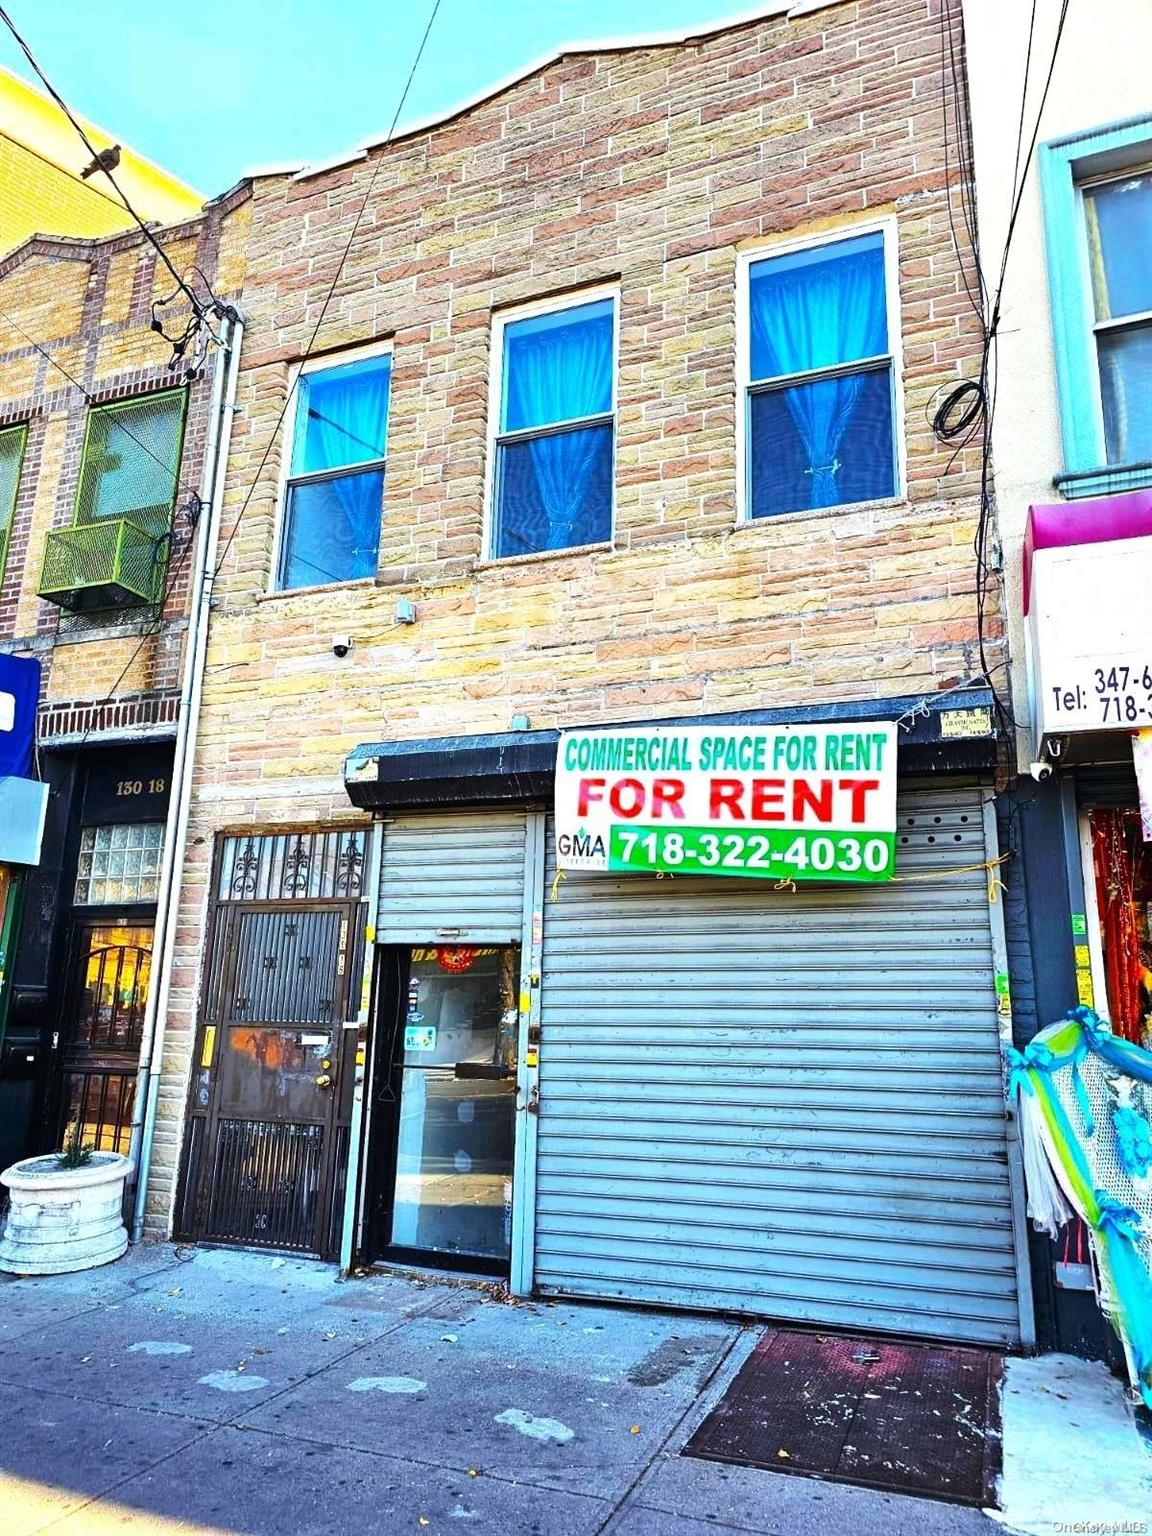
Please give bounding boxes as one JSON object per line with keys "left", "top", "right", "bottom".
{"left": 1029, "top": 535, "right": 1152, "bottom": 745}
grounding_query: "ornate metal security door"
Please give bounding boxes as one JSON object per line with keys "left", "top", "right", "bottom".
{"left": 58, "top": 921, "right": 154, "bottom": 1153}
{"left": 177, "top": 829, "right": 367, "bottom": 1257}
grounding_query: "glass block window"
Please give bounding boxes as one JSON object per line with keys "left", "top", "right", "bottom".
{"left": 74, "top": 823, "right": 165, "bottom": 905}
{"left": 490, "top": 296, "right": 615, "bottom": 559}
{"left": 1083, "top": 170, "right": 1152, "bottom": 465}
{"left": 745, "top": 230, "right": 897, "bottom": 519}
{"left": 76, "top": 391, "right": 187, "bottom": 538}
{"left": 0, "top": 422, "right": 27, "bottom": 584}
{"left": 279, "top": 353, "right": 391, "bottom": 590}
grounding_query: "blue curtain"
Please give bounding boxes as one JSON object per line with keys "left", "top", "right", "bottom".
{"left": 750, "top": 239, "right": 887, "bottom": 509}
{"left": 505, "top": 303, "right": 613, "bottom": 548}
{"left": 286, "top": 359, "right": 390, "bottom": 584}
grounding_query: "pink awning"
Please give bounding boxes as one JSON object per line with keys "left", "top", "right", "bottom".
{"left": 1023, "top": 489, "right": 1152, "bottom": 614}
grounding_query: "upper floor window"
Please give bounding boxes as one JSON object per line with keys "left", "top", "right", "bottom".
{"left": 1041, "top": 117, "right": 1152, "bottom": 496}
{"left": 278, "top": 351, "right": 391, "bottom": 590}
{"left": 0, "top": 422, "right": 27, "bottom": 583}
{"left": 489, "top": 294, "right": 615, "bottom": 559}
{"left": 77, "top": 391, "right": 186, "bottom": 536}
{"left": 1082, "top": 171, "right": 1152, "bottom": 466}
{"left": 742, "top": 229, "right": 898, "bottom": 519}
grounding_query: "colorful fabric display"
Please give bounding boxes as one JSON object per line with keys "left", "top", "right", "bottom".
{"left": 1005, "top": 1007, "right": 1152, "bottom": 1408}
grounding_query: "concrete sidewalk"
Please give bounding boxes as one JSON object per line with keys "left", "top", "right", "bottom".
{"left": 0, "top": 1246, "right": 1145, "bottom": 1535}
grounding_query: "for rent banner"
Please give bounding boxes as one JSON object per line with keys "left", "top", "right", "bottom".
{"left": 554, "top": 722, "right": 898, "bottom": 884}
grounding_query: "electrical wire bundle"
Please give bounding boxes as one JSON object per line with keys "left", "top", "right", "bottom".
{"left": 933, "top": 0, "right": 1071, "bottom": 743}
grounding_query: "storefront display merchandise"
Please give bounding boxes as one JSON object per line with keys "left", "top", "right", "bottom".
{"left": 1007, "top": 1006, "right": 1152, "bottom": 1407}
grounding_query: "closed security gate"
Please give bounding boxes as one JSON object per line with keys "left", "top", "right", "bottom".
{"left": 536, "top": 781, "right": 1023, "bottom": 1346}
{"left": 178, "top": 829, "right": 368, "bottom": 1258}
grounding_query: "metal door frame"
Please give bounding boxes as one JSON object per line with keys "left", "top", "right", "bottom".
{"left": 982, "top": 788, "right": 1038, "bottom": 1351}
{"left": 350, "top": 809, "right": 544, "bottom": 1284}
{"left": 360, "top": 939, "right": 522, "bottom": 1277}
{"left": 510, "top": 812, "right": 545, "bottom": 1295}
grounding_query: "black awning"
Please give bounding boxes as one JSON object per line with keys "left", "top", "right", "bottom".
{"left": 343, "top": 690, "right": 999, "bottom": 811}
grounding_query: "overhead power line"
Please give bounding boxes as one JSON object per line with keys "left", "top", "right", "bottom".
{"left": 6, "top": 0, "right": 443, "bottom": 752}
{"left": 0, "top": 3, "right": 228, "bottom": 367}
{"left": 210, "top": 0, "right": 444, "bottom": 579}
{"left": 933, "top": 0, "right": 1071, "bottom": 739}
{"left": 0, "top": 303, "right": 207, "bottom": 752}
{"left": 0, "top": 301, "right": 206, "bottom": 498}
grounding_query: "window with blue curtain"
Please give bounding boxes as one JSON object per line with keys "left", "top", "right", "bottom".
{"left": 491, "top": 297, "right": 615, "bottom": 559}
{"left": 746, "top": 231, "right": 896, "bottom": 520}
{"left": 279, "top": 353, "right": 391, "bottom": 590}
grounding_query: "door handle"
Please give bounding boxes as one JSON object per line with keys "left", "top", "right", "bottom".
{"left": 314, "top": 1074, "right": 333, "bottom": 1089}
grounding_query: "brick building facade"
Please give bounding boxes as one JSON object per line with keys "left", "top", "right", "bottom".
{"left": 0, "top": 189, "right": 249, "bottom": 1170}
{"left": 142, "top": 2, "right": 1031, "bottom": 1345}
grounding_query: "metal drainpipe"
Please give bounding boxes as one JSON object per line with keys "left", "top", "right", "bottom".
{"left": 128, "top": 311, "right": 244, "bottom": 1243}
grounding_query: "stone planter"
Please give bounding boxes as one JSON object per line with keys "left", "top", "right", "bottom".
{"left": 0, "top": 1152, "right": 133, "bottom": 1275}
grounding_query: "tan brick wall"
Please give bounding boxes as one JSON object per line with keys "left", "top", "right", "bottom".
{"left": 0, "top": 252, "right": 89, "bottom": 348}
{"left": 0, "top": 193, "right": 250, "bottom": 728}
{"left": 148, "top": 1, "right": 1004, "bottom": 1233}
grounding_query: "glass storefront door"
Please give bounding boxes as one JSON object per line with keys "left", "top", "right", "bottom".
{"left": 387, "top": 945, "right": 519, "bottom": 1264}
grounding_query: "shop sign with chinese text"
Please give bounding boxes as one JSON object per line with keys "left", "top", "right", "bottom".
{"left": 555, "top": 723, "right": 898, "bottom": 883}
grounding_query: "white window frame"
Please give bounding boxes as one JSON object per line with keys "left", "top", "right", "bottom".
{"left": 483, "top": 286, "right": 619, "bottom": 562}
{"left": 735, "top": 216, "right": 905, "bottom": 526}
{"left": 269, "top": 337, "right": 394, "bottom": 593}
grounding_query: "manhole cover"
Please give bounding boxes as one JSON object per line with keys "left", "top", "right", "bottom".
{"left": 683, "top": 1328, "right": 1002, "bottom": 1508}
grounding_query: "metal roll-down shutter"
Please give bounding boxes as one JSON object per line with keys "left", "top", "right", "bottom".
{"left": 377, "top": 810, "right": 527, "bottom": 944}
{"left": 536, "top": 781, "right": 1020, "bottom": 1346}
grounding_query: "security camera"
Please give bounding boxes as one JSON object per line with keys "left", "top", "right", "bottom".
{"left": 1028, "top": 760, "right": 1053, "bottom": 782}
{"left": 331, "top": 634, "right": 352, "bottom": 659}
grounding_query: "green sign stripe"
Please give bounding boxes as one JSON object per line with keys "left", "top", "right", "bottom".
{"left": 607, "top": 825, "right": 894, "bottom": 884}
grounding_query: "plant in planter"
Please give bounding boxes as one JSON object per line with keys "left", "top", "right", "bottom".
{"left": 0, "top": 1121, "right": 134, "bottom": 1277}
{"left": 56, "top": 1122, "right": 94, "bottom": 1170}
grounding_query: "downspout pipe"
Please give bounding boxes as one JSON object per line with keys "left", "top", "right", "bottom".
{"left": 129, "top": 310, "right": 244, "bottom": 1243}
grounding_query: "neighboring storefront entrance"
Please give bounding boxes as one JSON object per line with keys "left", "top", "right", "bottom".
{"left": 176, "top": 828, "right": 369, "bottom": 1259}
{"left": 1078, "top": 766, "right": 1152, "bottom": 1050}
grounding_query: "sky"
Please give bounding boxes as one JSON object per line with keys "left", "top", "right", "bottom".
{"left": 0, "top": 0, "right": 751, "bottom": 196}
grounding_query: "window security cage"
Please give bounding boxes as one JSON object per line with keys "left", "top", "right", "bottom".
{"left": 37, "top": 390, "right": 187, "bottom": 612}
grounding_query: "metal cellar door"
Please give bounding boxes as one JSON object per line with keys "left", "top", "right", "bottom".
{"left": 535, "top": 781, "right": 1023, "bottom": 1347}
{"left": 184, "top": 903, "right": 356, "bottom": 1255}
